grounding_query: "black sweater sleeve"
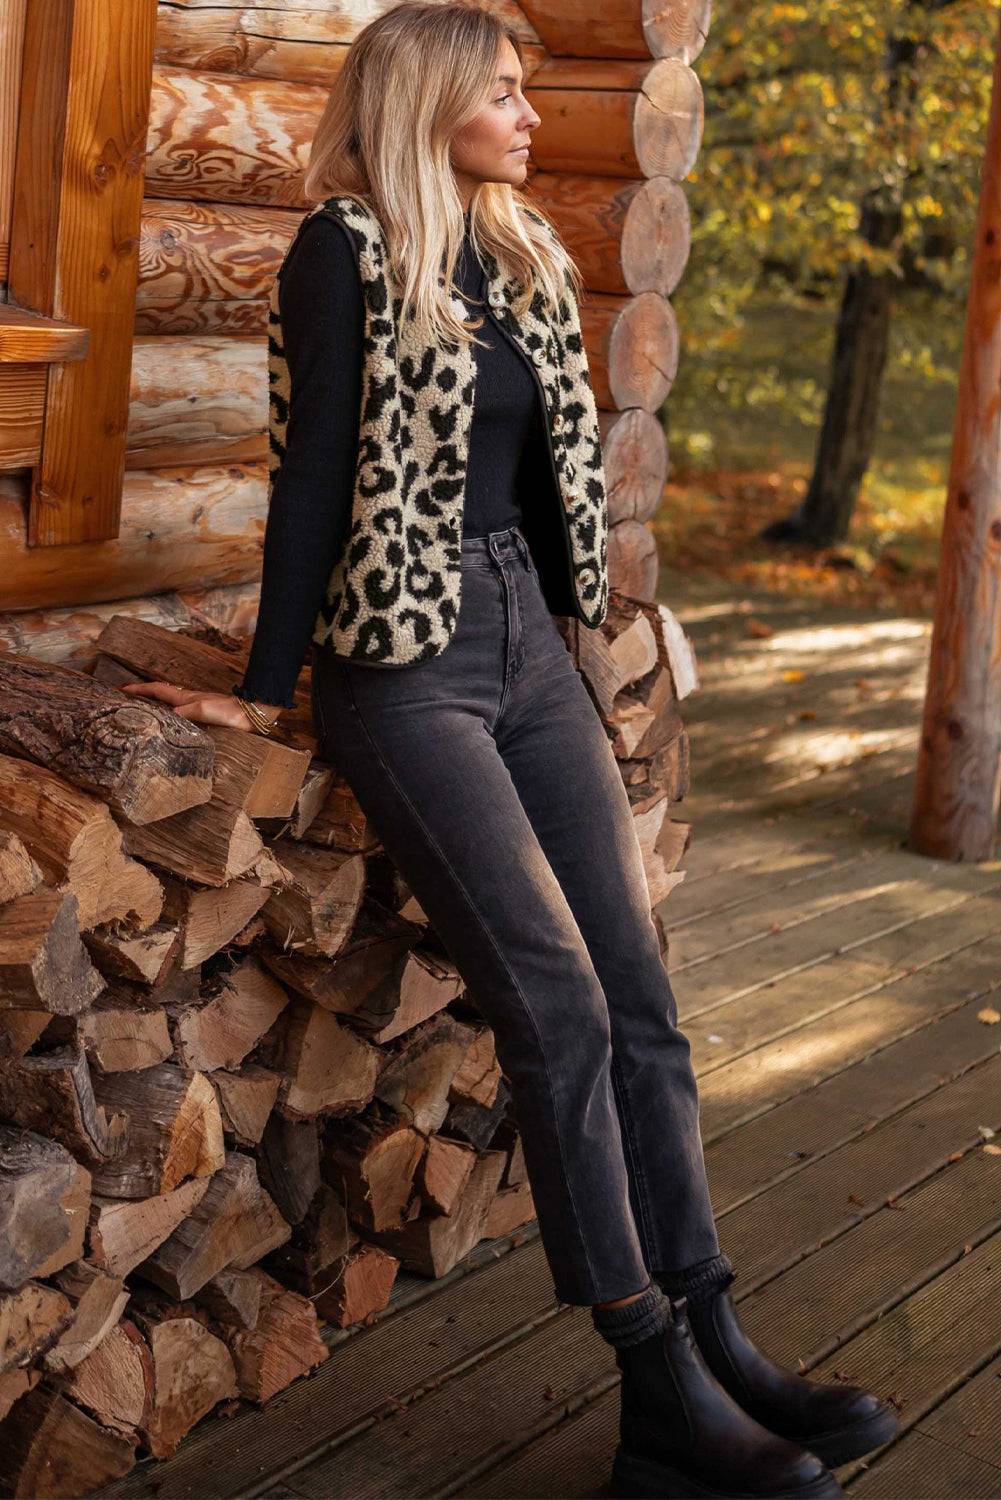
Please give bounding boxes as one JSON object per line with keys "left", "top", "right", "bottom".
{"left": 232, "top": 214, "right": 365, "bottom": 709}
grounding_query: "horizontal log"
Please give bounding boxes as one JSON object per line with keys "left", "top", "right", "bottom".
{"left": 0, "top": 654, "right": 215, "bottom": 823}
{"left": 518, "top": 0, "right": 710, "bottom": 62}
{"left": 526, "top": 57, "right": 703, "bottom": 180}
{"left": 531, "top": 172, "right": 690, "bottom": 296}
{"left": 583, "top": 291, "right": 678, "bottom": 411}
{"left": 135, "top": 199, "right": 299, "bottom": 337}
{"left": 0, "top": 467, "right": 265, "bottom": 614}
{"left": 127, "top": 335, "right": 266, "bottom": 469}
{"left": 598, "top": 407, "right": 669, "bottom": 525}
{"left": 154, "top": 0, "right": 542, "bottom": 86}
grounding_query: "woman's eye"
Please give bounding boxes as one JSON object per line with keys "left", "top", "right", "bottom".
{"left": 496, "top": 92, "right": 512, "bottom": 104}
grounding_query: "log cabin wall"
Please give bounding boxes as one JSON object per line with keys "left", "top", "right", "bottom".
{"left": 0, "top": 0, "right": 707, "bottom": 662}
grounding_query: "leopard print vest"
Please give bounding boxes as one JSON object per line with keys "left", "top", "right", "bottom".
{"left": 266, "top": 194, "right": 609, "bottom": 666}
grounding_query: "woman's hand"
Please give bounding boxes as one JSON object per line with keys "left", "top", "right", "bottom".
{"left": 119, "top": 680, "right": 281, "bottom": 733}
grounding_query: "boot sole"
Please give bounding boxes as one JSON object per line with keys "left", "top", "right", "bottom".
{"left": 797, "top": 1403, "right": 900, "bottom": 1468}
{"left": 610, "top": 1447, "right": 843, "bottom": 1499}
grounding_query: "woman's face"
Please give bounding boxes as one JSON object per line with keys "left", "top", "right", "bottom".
{"left": 449, "top": 37, "right": 542, "bottom": 205}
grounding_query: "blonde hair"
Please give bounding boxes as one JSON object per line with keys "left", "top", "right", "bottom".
{"left": 301, "top": 0, "right": 583, "bottom": 349}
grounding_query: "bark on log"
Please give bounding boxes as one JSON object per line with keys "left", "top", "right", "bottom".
{"left": 0, "top": 655, "right": 214, "bottom": 823}
{"left": 89, "top": 1064, "right": 224, "bottom": 1199}
{"left": 0, "top": 1128, "right": 90, "bottom": 1290}
{"left": 0, "top": 1385, "right": 136, "bottom": 1496}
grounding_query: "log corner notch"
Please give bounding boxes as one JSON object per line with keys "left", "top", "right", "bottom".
{"left": 909, "top": 13, "right": 1001, "bottom": 864}
{"left": 7, "top": 0, "right": 159, "bottom": 549}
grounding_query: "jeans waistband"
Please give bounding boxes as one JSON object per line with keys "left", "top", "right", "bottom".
{"left": 460, "top": 523, "right": 532, "bottom": 568}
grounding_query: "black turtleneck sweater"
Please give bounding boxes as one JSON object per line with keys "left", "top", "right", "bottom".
{"left": 233, "top": 213, "right": 546, "bottom": 708}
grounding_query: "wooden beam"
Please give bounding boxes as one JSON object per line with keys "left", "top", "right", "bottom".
{"left": 910, "top": 15, "right": 1001, "bottom": 862}
{"left": 8, "top": 0, "right": 157, "bottom": 547}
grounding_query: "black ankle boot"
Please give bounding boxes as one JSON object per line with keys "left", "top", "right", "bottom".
{"left": 683, "top": 1278, "right": 899, "bottom": 1468}
{"left": 612, "top": 1295, "right": 843, "bottom": 1498}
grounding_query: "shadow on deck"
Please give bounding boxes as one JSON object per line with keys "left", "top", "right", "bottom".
{"left": 104, "top": 580, "right": 1001, "bottom": 1500}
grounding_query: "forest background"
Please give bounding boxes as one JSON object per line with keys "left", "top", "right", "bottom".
{"left": 659, "top": 0, "right": 999, "bottom": 614}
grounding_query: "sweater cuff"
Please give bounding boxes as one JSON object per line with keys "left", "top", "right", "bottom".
{"left": 231, "top": 682, "right": 297, "bottom": 710}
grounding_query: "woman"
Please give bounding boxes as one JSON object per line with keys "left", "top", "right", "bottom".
{"left": 122, "top": 6, "right": 896, "bottom": 1496}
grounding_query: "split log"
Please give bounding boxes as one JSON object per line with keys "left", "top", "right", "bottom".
{"left": 295, "top": 770, "right": 378, "bottom": 851}
{"left": 87, "top": 1177, "right": 210, "bottom": 1278}
{"left": 0, "top": 1128, "right": 90, "bottom": 1289}
{"left": 82, "top": 920, "right": 180, "bottom": 987}
{"left": 119, "top": 797, "right": 275, "bottom": 888}
{"left": 419, "top": 1136, "right": 476, "bottom": 1217}
{"left": 0, "top": 1367, "right": 40, "bottom": 1422}
{"left": 76, "top": 998, "right": 173, "bottom": 1073}
{"left": 259, "top": 897, "right": 425, "bottom": 1019}
{"left": 267, "top": 1000, "right": 381, "bottom": 1121}
{"left": 368, "top": 1149, "right": 507, "bottom": 1279}
{"left": 0, "top": 830, "right": 42, "bottom": 904}
{"left": 444, "top": 1078, "right": 512, "bottom": 1152}
{"left": 0, "top": 1385, "right": 136, "bottom": 1496}
{"left": 0, "top": 1282, "right": 73, "bottom": 1373}
{"left": 482, "top": 1180, "right": 537, "bottom": 1240}
{"left": 0, "top": 655, "right": 214, "bottom": 824}
{"left": 193, "top": 1267, "right": 262, "bottom": 1330}
{"left": 65, "top": 1319, "right": 154, "bottom": 1438}
{"left": 256, "top": 761, "right": 337, "bottom": 843}
{"left": 256, "top": 1112, "right": 320, "bottom": 1227}
{"left": 170, "top": 955, "right": 289, "bottom": 1072}
{"left": 0, "top": 1009, "right": 52, "bottom": 1056}
{"left": 159, "top": 872, "right": 276, "bottom": 970}
{"left": 502, "top": 1133, "right": 528, "bottom": 1189}
{"left": 43, "top": 1263, "right": 129, "bottom": 1373}
{"left": 0, "top": 753, "right": 163, "bottom": 932}
{"left": 195, "top": 723, "right": 311, "bottom": 820}
{"left": 632, "top": 798, "right": 691, "bottom": 904}
{"left": 374, "top": 1013, "right": 477, "bottom": 1134}
{"left": 0, "top": 1047, "right": 129, "bottom": 1164}
{"left": 260, "top": 840, "right": 366, "bottom": 958}
{"left": 449, "top": 1027, "right": 502, "bottom": 1109}
{"left": 212, "top": 1064, "right": 282, "bottom": 1146}
{"left": 0, "top": 889, "right": 106, "bottom": 1014}
{"left": 263, "top": 1182, "right": 357, "bottom": 1296}
{"left": 90, "top": 1064, "right": 224, "bottom": 1199}
{"left": 323, "top": 1118, "right": 425, "bottom": 1233}
{"left": 224, "top": 1270, "right": 328, "bottom": 1403}
{"left": 138, "top": 1151, "right": 290, "bottom": 1300}
{"left": 140, "top": 1314, "right": 237, "bottom": 1459}
{"left": 313, "top": 1244, "right": 399, "bottom": 1329}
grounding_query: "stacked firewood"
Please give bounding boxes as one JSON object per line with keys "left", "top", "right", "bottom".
{"left": 0, "top": 595, "right": 694, "bottom": 1497}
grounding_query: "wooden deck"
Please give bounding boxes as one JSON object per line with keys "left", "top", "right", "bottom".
{"left": 104, "top": 580, "right": 1001, "bottom": 1500}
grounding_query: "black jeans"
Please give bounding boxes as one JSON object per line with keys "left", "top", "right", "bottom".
{"left": 310, "top": 523, "right": 727, "bottom": 1305}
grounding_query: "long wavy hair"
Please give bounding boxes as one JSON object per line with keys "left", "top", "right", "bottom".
{"left": 301, "top": 0, "right": 584, "bottom": 350}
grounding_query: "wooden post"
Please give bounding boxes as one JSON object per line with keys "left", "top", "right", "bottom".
{"left": 8, "top": 0, "right": 157, "bottom": 549}
{"left": 909, "top": 15, "right": 1001, "bottom": 862}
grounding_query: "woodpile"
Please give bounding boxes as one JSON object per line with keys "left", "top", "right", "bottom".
{"left": 0, "top": 595, "right": 694, "bottom": 1497}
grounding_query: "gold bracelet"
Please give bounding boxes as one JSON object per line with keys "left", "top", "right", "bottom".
{"left": 238, "top": 697, "right": 279, "bottom": 735}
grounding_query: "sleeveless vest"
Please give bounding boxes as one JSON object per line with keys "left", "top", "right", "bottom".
{"left": 265, "top": 194, "right": 609, "bottom": 667}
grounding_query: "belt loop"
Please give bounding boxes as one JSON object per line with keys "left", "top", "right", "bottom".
{"left": 513, "top": 527, "right": 530, "bottom": 570}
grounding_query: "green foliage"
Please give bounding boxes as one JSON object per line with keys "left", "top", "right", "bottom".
{"left": 673, "top": 0, "right": 998, "bottom": 413}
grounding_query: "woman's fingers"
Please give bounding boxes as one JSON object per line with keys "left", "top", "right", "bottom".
{"left": 119, "top": 680, "right": 255, "bottom": 731}
{"left": 120, "top": 680, "right": 187, "bottom": 704}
